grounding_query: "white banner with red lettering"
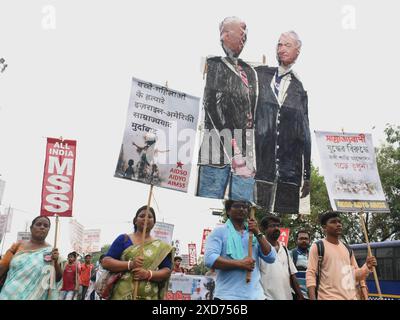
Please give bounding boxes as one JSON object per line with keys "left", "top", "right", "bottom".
{"left": 82, "top": 229, "right": 101, "bottom": 253}
{"left": 278, "top": 228, "right": 290, "bottom": 247}
{"left": 200, "top": 229, "right": 212, "bottom": 255}
{"left": 40, "top": 138, "right": 77, "bottom": 217}
{"left": 166, "top": 274, "right": 216, "bottom": 300}
{"left": 315, "top": 131, "right": 389, "bottom": 212}
{"left": 188, "top": 243, "right": 197, "bottom": 266}
{"left": 150, "top": 221, "right": 174, "bottom": 245}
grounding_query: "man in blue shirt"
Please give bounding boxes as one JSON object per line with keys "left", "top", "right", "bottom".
{"left": 290, "top": 230, "right": 310, "bottom": 299}
{"left": 205, "top": 200, "right": 276, "bottom": 300}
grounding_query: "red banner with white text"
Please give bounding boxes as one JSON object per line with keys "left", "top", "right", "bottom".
{"left": 278, "top": 228, "right": 290, "bottom": 247}
{"left": 40, "top": 138, "right": 77, "bottom": 217}
{"left": 200, "top": 229, "right": 212, "bottom": 255}
{"left": 188, "top": 243, "right": 197, "bottom": 266}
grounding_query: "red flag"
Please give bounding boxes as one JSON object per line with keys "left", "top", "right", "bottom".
{"left": 40, "top": 138, "right": 77, "bottom": 217}
{"left": 200, "top": 229, "right": 212, "bottom": 255}
{"left": 188, "top": 243, "right": 197, "bottom": 266}
{"left": 278, "top": 228, "right": 290, "bottom": 247}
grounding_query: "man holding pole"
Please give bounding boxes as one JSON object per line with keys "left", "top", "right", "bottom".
{"left": 204, "top": 200, "right": 276, "bottom": 300}
{"left": 306, "top": 211, "right": 377, "bottom": 300}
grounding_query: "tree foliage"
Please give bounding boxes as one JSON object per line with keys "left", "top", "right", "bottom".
{"left": 368, "top": 124, "right": 400, "bottom": 241}
{"left": 204, "top": 125, "right": 400, "bottom": 251}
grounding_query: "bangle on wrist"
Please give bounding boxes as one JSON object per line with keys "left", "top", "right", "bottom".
{"left": 147, "top": 270, "right": 153, "bottom": 281}
{"left": 128, "top": 260, "right": 132, "bottom": 271}
{"left": 255, "top": 232, "right": 264, "bottom": 239}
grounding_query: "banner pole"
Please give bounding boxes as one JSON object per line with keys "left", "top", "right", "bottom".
{"left": 358, "top": 209, "right": 383, "bottom": 300}
{"left": 54, "top": 214, "right": 59, "bottom": 248}
{"left": 246, "top": 206, "right": 256, "bottom": 283}
{"left": 133, "top": 184, "right": 154, "bottom": 300}
{"left": 47, "top": 214, "right": 60, "bottom": 300}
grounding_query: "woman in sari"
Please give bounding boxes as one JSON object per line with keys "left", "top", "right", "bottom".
{"left": 0, "top": 216, "right": 62, "bottom": 300}
{"left": 102, "top": 205, "right": 173, "bottom": 300}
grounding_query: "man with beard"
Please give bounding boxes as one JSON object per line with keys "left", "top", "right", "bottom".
{"left": 204, "top": 200, "right": 276, "bottom": 300}
{"left": 306, "top": 212, "right": 377, "bottom": 300}
{"left": 197, "top": 16, "right": 258, "bottom": 202}
{"left": 254, "top": 31, "right": 311, "bottom": 213}
{"left": 290, "top": 230, "right": 311, "bottom": 299}
{"left": 259, "top": 215, "right": 303, "bottom": 300}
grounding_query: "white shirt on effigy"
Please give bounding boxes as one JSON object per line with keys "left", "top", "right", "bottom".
{"left": 270, "top": 64, "right": 296, "bottom": 106}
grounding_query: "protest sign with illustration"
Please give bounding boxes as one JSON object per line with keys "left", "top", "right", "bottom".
{"left": 315, "top": 131, "right": 389, "bottom": 212}
{"left": 115, "top": 77, "right": 200, "bottom": 192}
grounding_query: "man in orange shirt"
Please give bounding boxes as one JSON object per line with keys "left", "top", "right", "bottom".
{"left": 79, "top": 254, "right": 93, "bottom": 300}
{"left": 306, "top": 211, "right": 377, "bottom": 300}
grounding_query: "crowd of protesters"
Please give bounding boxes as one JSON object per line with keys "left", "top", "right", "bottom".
{"left": 0, "top": 202, "right": 378, "bottom": 300}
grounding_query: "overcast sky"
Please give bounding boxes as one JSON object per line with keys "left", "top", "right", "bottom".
{"left": 0, "top": 0, "right": 399, "bottom": 258}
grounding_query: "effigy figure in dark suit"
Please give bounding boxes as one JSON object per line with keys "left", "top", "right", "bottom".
{"left": 196, "top": 16, "right": 258, "bottom": 202}
{"left": 254, "top": 31, "right": 311, "bottom": 213}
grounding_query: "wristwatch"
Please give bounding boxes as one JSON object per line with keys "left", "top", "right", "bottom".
{"left": 255, "top": 232, "right": 264, "bottom": 239}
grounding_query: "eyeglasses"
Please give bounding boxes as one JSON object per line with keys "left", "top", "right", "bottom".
{"left": 231, "top": 203, "right": 250, "bottom": 210}
{"left": 268, "top": 223, "right": 280, "bottom": 228}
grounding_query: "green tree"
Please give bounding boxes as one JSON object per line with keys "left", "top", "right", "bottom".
{"left": 368, "top": 124, "right": 400, "bottom": 241}
{"left": 254, "top": 164, "right": 364, "bottom": 247}
{"left": 215, "top": 125, "right": 400, "bottom": 247}
{"left": 192, "top": 256, "right": 209, "bottom": 275}
{"left": 90, "top": 244, "right": 111, "bottom": 266}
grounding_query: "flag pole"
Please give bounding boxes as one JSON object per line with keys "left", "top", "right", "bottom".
{"left": 47, "top": 214, "right": 60, "bottom": 300}
{"left": 133, "top": 184, "right": 154, "bottom": 300}
{"left": 358, "top": 209, "right": 383, "bottom": 300}
{"left": 246, "top": 206, "right": 256, "bottom": 283}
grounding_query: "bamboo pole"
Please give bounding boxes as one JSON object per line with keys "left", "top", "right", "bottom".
{"left": 246, "top": 207, "right": 256, "bottom": 283}
{"left": 53, "top": 215, "right": 59, "bottom": 248}
{"left": 46, "top": 214, "right": 60, "bottom": 300}
{"left": 132, "top": 184, "right": 154, "bottom": 300}
{"left": 358, "top": 210, "right": 383, "bottom": 300}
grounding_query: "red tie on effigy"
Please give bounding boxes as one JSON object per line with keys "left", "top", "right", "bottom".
{"left": 237, "top": 65, "right": 249, "bottom": 87}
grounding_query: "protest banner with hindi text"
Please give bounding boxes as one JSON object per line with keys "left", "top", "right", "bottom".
{"left": 166, "top": 274, "right": 216, "bottom": 300}
{"left": 82, "top": 229, "right": 101, "bottom": 253}
{"left": 315, "top": 131, "right": 389, "bottom": 212}
{"left": 115, "top": 77, "right": 200, "bottom": 192}
{"left": 150, "top": 221, "right": 174, "bottom": 245}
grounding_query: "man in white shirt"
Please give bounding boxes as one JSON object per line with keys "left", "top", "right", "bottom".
{"left": 259, "top": 215, "right": 304, "bottom": 300}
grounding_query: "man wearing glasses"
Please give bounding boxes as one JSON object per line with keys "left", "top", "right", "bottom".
{"left": 204, "top": 200, "right": 276, "bottom": 300}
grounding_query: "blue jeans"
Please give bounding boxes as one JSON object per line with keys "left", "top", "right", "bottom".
{"left": 59, "top": 290, "right": 76, "bottom": 300}
{"left": 197, "top": 165, "right": 254, "bottom": 202}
